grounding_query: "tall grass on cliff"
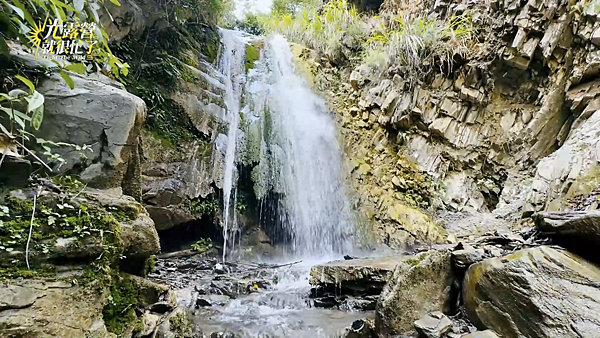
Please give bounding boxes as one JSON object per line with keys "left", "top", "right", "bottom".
{"left": 262, "top": 0, "right": 367, "bottom": 60}
{"left": 364, "top": 14, "right": 474, "bottom": 78}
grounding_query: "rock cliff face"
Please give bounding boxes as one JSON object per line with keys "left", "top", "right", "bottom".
{"left": 297, "top": 0, "right": 600, "bottom": 248}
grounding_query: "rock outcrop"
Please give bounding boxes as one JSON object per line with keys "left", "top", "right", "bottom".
{"left": 36, "top": 71, "right": 146, "bottom": 199}
{"left": 464, "top": 246, "right": 600, "bottom": 338}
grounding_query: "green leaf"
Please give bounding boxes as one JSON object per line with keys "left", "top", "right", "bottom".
{"left": 15, "top": 75, "right": 34, "bottom": 93}
{"left": 26, "top": 90, "right": 44, "bottom": 112}
{"left": 73, "top": 0, "right": 84, "bottom": 11}
{"left": 65, "top": 63, "right": 86, "bottom": 74}
{"left": 0, "top": 122, "right": 12, "bottom": 137}
{"left": 60, "top": 70, "right": 75, "bottom": 89}
{"left": 8, "top": 88, "right": 27, "bottom": 98}
{"left": 31, "top": 104, "right": 43, "bottom": 130}
{"left": 0, "top": 36, "right": 8, "bottom": 57}
{"left": 10, "top": 0, "right": 35, "bottom": 26}
{"left": 1, "top": 0, "right": 25, "bottom": 20}
{"left": 108, "top": 0, "right": 121, "bottom": 6}
{"left": 0, "top": 107, "right": 26, "bottom": 129}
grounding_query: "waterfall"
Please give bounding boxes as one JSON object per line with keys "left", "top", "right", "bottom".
{"left": 219, "top": 31, "right": 354, "bottom": 260}
{"left": 219, "top": 29, "right": 247, "bottom": 261}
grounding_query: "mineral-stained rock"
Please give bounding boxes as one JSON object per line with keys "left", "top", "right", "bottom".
{"left": 375, "top": 249, "right": 455, "bottom": 336}
{"left": 414, "top": 311, "right": 452, "bottom": 338}
{"left": 464, "top": 246, "right": 600, "bottom": 338}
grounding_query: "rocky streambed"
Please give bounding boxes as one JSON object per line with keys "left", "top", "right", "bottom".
{"left": 142, "top": 209, "right": 600, "bottom": 338}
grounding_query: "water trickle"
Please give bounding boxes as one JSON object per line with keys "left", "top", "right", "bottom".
{"left": 219, "top": 29, "right": 248, "bottom": 261}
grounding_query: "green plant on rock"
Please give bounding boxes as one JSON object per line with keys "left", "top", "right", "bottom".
{"left": 364, "top": 14, "right": 474, "bottom": 79}
{"left": 263, "top": 0, "right": 367, "bottom": 61}
{"left": 190, "top": 238, "right": 212, "bottom": 251}
{"left": 189, "top": 196, "right": 219, "bottom": 217}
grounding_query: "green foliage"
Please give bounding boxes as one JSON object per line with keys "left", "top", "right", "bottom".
{"left": 103, "top": 274, "right": 140, "bottom": 335}
{"left": 233, "top": 13, "right": 265, "bottom": 35}
{"left": 263, "top": 0, "right": 366, "bottom": 60}
{"left": 0, "top": 0, "right": 129, "bottom": 79}
{"left": 364, "top": 14, "right": 473, "bottom": 79}
{"left": 190, "top": 238, "right": 212, "bottom": 251}
{"left": 0, "top": 187, "right": 123, "bottom": 275}
{"left": 189, "top": 196, "right": 219, "bottom": 217}
{"left": 144, "top": 254, "right": 156, "bottom": 275}
{"left": 51, "top": 175, "right": 84, "bottom": 193}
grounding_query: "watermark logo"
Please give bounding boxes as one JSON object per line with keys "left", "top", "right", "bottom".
{"left": 28, "top": 18, "right": 98, "bottom": 61}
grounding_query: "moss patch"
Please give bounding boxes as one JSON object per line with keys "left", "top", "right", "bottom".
{"left": 245, "top": 43, "right": 260, "bottom": 72}
{"left": 103, "top": 274, "right": 140, "bottom": 335}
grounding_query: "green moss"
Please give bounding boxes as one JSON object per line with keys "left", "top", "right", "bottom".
{"left": 103, "top": 274, "right": 140, "bottom": 335}
{"left": 181, "top": 54, "right": 198, "bottom": 68}
{"left": 144, "top": 255, "right": 157, "bottom": 275}
{"left": 406, "top": 253, "right": 428, "bottom": 267}
{"left": 169, "top": 312, "right": 193, "bottom": 337}
{"left": 245, "top": 43, "right": 260, "bottom": 72}
{"left": 0, "top": 194, "right": 123, "bottom": 274}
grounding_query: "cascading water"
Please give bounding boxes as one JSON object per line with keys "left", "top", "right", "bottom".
{"left": 175, "top": 31, "right": 366, "bottom": 338}
{"left": 243, "top": 35, "right": 354, "bottom": 259}
{"left": 218, "top": 32, "right": 355, "bottom": 260}
{"left": 219, "top": 29, "right": 247, "bottom": 261}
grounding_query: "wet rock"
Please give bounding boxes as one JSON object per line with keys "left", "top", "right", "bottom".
{"left": 214, "top": 263, "right": 228, "bottom": 274}
{"left": 195, "top": 295, "right": 230, "bottom": 308}
{"left": 452, "top": 247, "right": 487, "bottom": 269}
{"left": 534, "top": 211, "right": 600, "bottom": 241}
{"left": 376, "top": 250, "right": 455, "bottom": 336}
{"left": 343, "top": 319, "right": 375, "bottom": 338}
{"left": 309, "top": 256, "right": 399, "bottom": 295}
{"left": 414, "top": 312, "right": 453, "bottom": 338}
{"left": 464, "top": 246, "right": 600, "bottom": 338}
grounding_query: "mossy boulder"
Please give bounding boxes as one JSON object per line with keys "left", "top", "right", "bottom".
{"left": 463, "top": 246, "right": 600, "bottom": 338}
{"left": 375, "top": 249, "right": 455, "bottom": 336}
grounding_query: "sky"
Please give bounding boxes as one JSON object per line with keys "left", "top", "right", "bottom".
{"left": 232, "top": 0, "right": 274, "bottom": 19}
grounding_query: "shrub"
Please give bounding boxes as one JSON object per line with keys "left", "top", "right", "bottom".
{"left": 364, "top": 14, "right": 474, "bottom": 79}
{"left": 263, "top": 0, "right": 367, "bottom": 60}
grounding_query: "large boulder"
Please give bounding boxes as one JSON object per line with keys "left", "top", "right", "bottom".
{"left": 37, "top": 72, "right": 146, "bottom": 198}
{"left": 375, "top": 249, "right": 455, "bottom": 336}
{"left": 0, "top": 279, "right": 115, "bottom": 338}
{"left": 464, "top": 246, "right": 600, "bottom": 338}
